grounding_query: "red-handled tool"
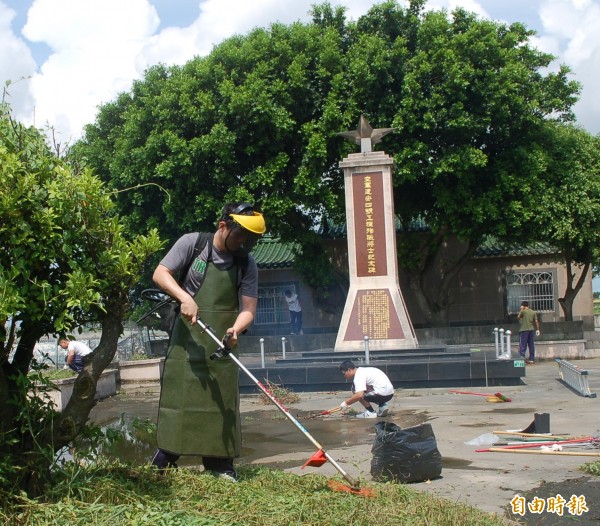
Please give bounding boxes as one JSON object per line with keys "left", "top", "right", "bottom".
{"left": 449, "top": 390, "right": 511, "bottom": 402}
{"left": 201, "top": 318, "right": 374, "bottom": 497}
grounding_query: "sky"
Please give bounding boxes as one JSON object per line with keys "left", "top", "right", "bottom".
{"left": 1, "top": 0, "right": 600, "bottom": 144}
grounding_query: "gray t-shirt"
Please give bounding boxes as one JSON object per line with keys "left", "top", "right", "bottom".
{"left": 160, "top": 232, "right": 258, "bottom": 298}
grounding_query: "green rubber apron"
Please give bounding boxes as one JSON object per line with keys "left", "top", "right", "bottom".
{"left": 156, "top": 262, "right": 241, "bottom": 457}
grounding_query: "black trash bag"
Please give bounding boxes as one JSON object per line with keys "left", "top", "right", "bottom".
{"left": 370, "top": 422, "right": 443, "bottom": 483}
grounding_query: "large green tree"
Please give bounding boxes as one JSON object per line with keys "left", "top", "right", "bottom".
{"left": 0, "top": 103, "right": 162, "bottom": 493}
{"left": 531, "top": 123, "right": 600, "bottom": 321}
{"left": 74, "top": 0, "right": 580, "bottom": 324}
{"left": 381, "top": 4, "right": 579, "bottom": 324}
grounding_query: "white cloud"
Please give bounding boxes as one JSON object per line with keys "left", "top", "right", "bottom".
{"left": 2, "top": 0, "right": 599, "bottom": 141}
{"left": 7, "top": 0, "right": 391, "bottom": 140}
{"left": 537, "top": 0, "right": 600, "bottom": 132}
{"left": 139, "top": 0, "right": 381, "bottom": 68}
{"left": 17, "top": 0, "right": 159, "bottom": 142}
{"left": 0, "top": 2, "right": 36, "bottom": 116}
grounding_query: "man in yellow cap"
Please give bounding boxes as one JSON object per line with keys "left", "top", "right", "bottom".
{"left": 151, "top": 202, "right": 266, "bottom": 481}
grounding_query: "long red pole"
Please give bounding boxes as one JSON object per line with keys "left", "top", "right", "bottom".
{"left": 476, "top": 437, "right": 593, "bottom": 453}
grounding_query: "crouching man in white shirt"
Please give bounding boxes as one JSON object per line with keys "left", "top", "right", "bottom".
{"left": 59, "top": 339, "right": 93, "bottom": 373}
{"left": 339, "top": 360, "right": 394, "bottom": 418}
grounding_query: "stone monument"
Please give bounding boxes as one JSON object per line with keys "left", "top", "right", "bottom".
{"left": 335, "top": 115, "right": 418, "bottom": 351}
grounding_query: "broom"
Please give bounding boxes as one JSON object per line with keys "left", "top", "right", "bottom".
{"left": 319, "top": 406, "right": 343, "bottom": 416}
{"left": 449, "top": 390, "right": 512, "bottom": 402}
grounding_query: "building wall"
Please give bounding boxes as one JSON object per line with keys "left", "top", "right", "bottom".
{"left": 256, "top": 244, "right": 593, "bottom": 333}
{"left": 450, "top": 255, "right": 594, "bottom": 325}
{"left": 251, "top": 268, "right": 340, "bottom": 335}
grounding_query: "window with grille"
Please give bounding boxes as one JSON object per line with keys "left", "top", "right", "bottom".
{"left": 255, "top": 284, "right": 297, "bottom": 325}
{"left": 506, "top": 270, "right": 556, "bottom": 314}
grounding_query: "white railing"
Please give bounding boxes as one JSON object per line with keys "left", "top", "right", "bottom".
{"left": 493, "top": 327, "right": 512, "bottom": 360}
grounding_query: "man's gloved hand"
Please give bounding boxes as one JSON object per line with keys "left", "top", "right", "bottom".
{"left": 340, "top": 401, "right": 348, "bottom": 409}
{"left": 536, "top": 330, "right": 540, "bottom": 337}
{"left": 63, "top": 365, "right": 70, "bottom": 370}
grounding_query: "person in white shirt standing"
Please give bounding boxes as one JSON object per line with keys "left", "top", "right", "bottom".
{"left": 59, "top": 339, "right": 93, "bottom": 373}
{"left": 284, "top": 289, "right": 303, "bottom": 335}
{"left": 339, "top": 360, "right": 394, "bottom": 418}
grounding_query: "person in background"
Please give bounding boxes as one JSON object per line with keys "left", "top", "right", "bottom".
{"left": 284, "top": 289, "right": 303, "bottom": 335}
{"left": 150, "top": 202, "right": 265, "bottom": 481}
{"left": 338, "top": 360, "right": 394, "bottom": 418}
{"left": 59, "top": 338, "right": 93, "bottom": 373}
{"left": 517, "top": 300, "right": 541, "bottom": 364}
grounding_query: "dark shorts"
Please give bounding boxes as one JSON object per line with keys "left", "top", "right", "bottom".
{"left": 363, "top": 392, "right": 393, "bottom": 405}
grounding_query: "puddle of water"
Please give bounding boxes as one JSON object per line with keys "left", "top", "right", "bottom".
{"left": 482, "top": 407, "right": 538, "bottom": 415}
{"left": 88, "top": 396, "right": 428, "bottom": 469}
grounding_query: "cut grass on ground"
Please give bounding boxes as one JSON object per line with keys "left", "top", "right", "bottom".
{"left": 1, "top": 463, "right": 514, "bottom": 526}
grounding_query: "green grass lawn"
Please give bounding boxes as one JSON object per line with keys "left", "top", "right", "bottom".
{"left": 1, "top": 463, "right": 515, "bottom": 526}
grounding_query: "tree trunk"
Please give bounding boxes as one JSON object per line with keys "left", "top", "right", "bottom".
{"left": 0, "top": 322, "right": 43, "bottom": 436}
{"left": 52, "top": 304, "right": 124, "bottom": 448}
{"left": 0, "top": 322, "right": 46, "bottom": 495}
{"left": 1, "top": 301, "right": 128, "bottom": 496}
{"left": 558, "top": 253, "right": 590, "bottom": 322}
{"left": 401, "top": 229, "right": 478, "bottom": 327}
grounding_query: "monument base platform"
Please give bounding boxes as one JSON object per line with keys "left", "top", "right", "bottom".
{"left": 238, "top": 347, "right": 525, "bottom": 394}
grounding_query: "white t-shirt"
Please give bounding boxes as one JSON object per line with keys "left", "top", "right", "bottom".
{"left": 353, "top": 367, "right": 394, "bottom": 396}
{"left": 68, "top": 341, "right": 92, "bottom": 357}
{"left": 285, "top": 293, "right": 301, "bottom": 312}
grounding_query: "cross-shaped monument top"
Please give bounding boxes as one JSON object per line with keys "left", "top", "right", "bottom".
{"left": 337, "top": 114, "right": 394, "bottom": 153}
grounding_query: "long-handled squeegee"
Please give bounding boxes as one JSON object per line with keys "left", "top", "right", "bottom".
{"left": 199, "top": 318, "right": 372, "bottom": 496}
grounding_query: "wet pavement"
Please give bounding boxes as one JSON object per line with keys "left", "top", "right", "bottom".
{"left": 89, "top": 386, "right": 427, "bottom": 469}
{"left": 89, "top": 357, "right": 600, "bottom": 522}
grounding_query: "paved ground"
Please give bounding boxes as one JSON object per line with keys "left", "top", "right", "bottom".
{"left": 240, "top": 357, "right": 600, "bottom": 524}
{"left": 101, "top": 356, "right": 600, "bottom": 524}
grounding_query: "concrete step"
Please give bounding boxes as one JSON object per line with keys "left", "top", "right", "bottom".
{"left": 239, "top": 355, "right": 525, "bottom": 393}
{"left": 276, "top": 350, "right": 471, "bottom": 365}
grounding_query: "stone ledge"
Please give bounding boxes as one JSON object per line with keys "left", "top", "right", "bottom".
{"left": 33, "top": 369, "right": 118, "bottom": 412}
{"left": 118, "top": 358, "right": 164, "bottom": 383}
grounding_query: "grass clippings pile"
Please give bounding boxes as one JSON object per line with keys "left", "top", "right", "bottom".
{"left": 1, "top": 463, "right": 513, "bottom": 526}
{"left": 258, "top": 380, "right": 300, "bottom": 406}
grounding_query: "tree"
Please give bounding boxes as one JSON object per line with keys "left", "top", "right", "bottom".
{"left": 73, "top": 1, "right": 580, "bottom": 325}
{"left": 0, "top": 103, "right": 162, "bottom": 494}
{"left": 532, "top": 123, "right": 600, "bottom": 321}
{"left": 379, "top": 4, "right": 579, "bottom": 324}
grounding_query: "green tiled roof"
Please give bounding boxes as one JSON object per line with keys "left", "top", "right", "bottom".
{"left": 253, "top": 236, "right": 298, "bottom": 269}
{"left": 253, "top": 235, "right": 558, "bottom": 269}
{"left": 474, "top": 239, "right": 558, "bottom": 258}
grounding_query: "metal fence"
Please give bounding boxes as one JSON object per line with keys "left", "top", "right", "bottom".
{"left": 507, "top": 270, "right": 555, "bottom": 314}
{"left": 255, "top": 285, "right": 294, "bottom": 326}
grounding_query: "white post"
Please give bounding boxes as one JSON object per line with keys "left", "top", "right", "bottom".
{"left": 505, "top": 330, "right": 512, "bottom": 358}
{"left": 364, "top": 335, "right": 370, "bottom": 365}
{"left": 499, "top": 328, "right": 505, "bottom": 357}
{"left": 281, "top": 337, "right": 287, "bottom": 360}
{"left": 260, "top": 338, "right": 265, "bottom": 368}
{"left": 493, "top": 328, "right": 499, "bottom": 358}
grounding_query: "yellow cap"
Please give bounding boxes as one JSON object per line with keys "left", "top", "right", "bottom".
{"left": 230, "top": 211, "right": 266, "bottom": 234}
